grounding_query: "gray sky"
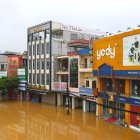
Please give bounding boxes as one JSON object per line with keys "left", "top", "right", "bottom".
{"left": 0, "top": 0, "right": 140, "bottom": 53}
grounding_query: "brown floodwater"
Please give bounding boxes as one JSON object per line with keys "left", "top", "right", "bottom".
{"left": 0, "top": 101, "right": 140, "bottom": 140}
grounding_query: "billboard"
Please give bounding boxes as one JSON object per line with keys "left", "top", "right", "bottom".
{"left": 123, "top": 34, "right": 140, "bottom": 66}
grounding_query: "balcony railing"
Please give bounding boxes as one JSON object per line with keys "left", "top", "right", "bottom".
{"left": 80, "top": 64, "right": 92, "bottom": 69}
{"left": 57, "top": 67, "right": 68, "bottom": 72}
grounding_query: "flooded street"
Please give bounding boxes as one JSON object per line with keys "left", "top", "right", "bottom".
{"left": 0, "top": 101, "right": 139, "bottom": 140}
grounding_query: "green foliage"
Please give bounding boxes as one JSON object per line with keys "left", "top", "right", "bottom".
{"left": 0, "top": 77, "right": 19, "bottom": 95}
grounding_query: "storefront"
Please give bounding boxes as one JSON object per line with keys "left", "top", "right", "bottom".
{"left": 92, "top": 28, "right": 140, "bottom": 128}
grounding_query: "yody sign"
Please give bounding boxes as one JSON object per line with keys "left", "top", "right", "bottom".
{"left": 97, "top": 43, "right": 117, "bottom": 60}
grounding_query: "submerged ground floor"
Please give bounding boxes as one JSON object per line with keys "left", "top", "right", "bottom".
{"left": 0, "top": 101, "right": 140, "bottom": 140}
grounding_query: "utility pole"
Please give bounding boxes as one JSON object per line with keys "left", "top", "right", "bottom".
{"left": 67, "top": 76, "right": 69, "bottom": 115}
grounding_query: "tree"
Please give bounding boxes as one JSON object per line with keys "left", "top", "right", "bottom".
{"left": 0, "top": 77, "right": 19, "bottom": 97}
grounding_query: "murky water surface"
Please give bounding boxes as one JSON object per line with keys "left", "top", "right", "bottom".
{"left": 0, "top": 101, "right": 140, "bottom": 140}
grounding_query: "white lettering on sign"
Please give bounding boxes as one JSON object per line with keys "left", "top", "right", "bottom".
{"left": 97, "top": 43, "right": 117, "bottom": 60}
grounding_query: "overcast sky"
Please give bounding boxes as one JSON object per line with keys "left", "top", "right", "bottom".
{"left": 0, "top": 0, "right": 140, "bottom": 53}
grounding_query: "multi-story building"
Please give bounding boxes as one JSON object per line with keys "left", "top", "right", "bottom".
{"left": 0, "top": 55, "right": 8, "bottom": 78}
{"left": 55, "top": 40, "right": 98, "bottom": 113}
{"left": 27, "top": 21, "right": 101, "bottom": 104}
{"left": 93, "top": 28, "right": 140, "bottom": 131}
{"left": 0, "top": 51, "right": 22, "bottom": 98}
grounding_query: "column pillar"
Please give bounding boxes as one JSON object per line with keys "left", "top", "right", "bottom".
{"left": 20, "top": 91, "right": 23, "bottom": 101}
{"left": 125, "top": 79, "right": 130, "bottom": 127}
{"left": 83, "top": 100, "right": 86, "bottom": 112}
{"left": 72, "top": 96, "right": 75, "bottom": 109}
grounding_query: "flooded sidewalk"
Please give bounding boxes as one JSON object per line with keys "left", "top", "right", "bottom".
{"left": 0, "top": 101, "right": 139, "bottom": 140}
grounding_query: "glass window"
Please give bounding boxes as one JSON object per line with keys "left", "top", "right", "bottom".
{"left": 37, "top": 74, "right": 40, "bottom": 84}
{"left": 46, "top": 43, "right": 50, "bottom": 54}
{"left": 37, "top": 44, "right": 40, "bottom": 55}
{"left": 92, "top": 81, "right": 96, "bottom": 88}
{"left": 41, "top": 74, "right": 45, "bottom": 85}
{"left": 29, "top": 46, "right": 32, "bottom": 56}
{"left": 29, "top": 73, "right": 32, "bottom": 84}
{"left": 41, "top": 44, "right": 45, "bottom": 54}
{"left": 70, "top": 58, "right": 78, "bottom": 88}
{"left": 41, "top": 60, "right": 44, "bottom": 69}
{"left": 61, "top": 75, "right": 68, "bottom": 82}
{"left": 39, "top": 31, "right": 44, "bottom": 40}
{"left": 37, "top": 60, "right": 40, "bottom": 70}
{"left": 45, "top": 29, "right": 49, "bottom": 39}
{"left": 106, "top": 79, "right": 113, "bottom": 92}
{"left": 70, "top": 33, "right": 78, "bottom": 40}
{"left": 33, "top": 74, "right": 35, "bottom": 84}
{"left": 46, "top": 74, "right": 49, "bottom": 85}
{"left": 1, "top": 64, "right": 4, "bottom": 70}
{"left": 33, "top": 60, "right": 35, "bottom": 69}
{"left": 33, "top": 33, "right": 39, "bottom": 41}
{"left": 86, "top": 80, "right": 89, "bottom": 87}
{"left": 131, "top": 80, "right": 140, "bottom": 97}
{"left": 46, "top": 59, "right": 49, "bottom": 70}
{"left": 28, "top": 34, "right": 32, "bottom": 42}
{"left": 33, "top": 45, "right": 36, "bottom": 55}
{"left": 29, "top": 60, "right": 32, "bottom": 70}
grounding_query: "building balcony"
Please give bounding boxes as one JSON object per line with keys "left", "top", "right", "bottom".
{"left": 79, "top": 64, "right": 92, "bottom": 72}
{"left": 67, "top": 39, "right": 90, "bottom": 48}
{"left": 56, "top": 68, "right": 68, "bottom": 75}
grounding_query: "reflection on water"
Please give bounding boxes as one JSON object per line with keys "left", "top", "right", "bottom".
{"left": 0, "top": 102, "right": 139, "bottom": 140}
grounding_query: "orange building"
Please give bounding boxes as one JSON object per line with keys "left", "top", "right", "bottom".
{"left": 93, "top": 29, "right": 140, "bottom": 131}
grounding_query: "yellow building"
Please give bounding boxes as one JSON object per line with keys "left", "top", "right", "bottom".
{"left": 93, "top": 29, "right": 140, "bottom": 131}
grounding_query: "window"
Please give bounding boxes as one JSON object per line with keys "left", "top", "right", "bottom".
{"left": 70, "top": 33, "right": 77, "bottom": 40}
{"left": 41, "top": 60, "right": 44, "bottom": 69}
{"left": 29, "top": 46, "right": 32, "bottom": 56}
{"left": 46, "top": 60, "right": 49, "bottom": 69}
{"left": 92, "top": 81, "right": 96, "bottom": 88}
{"left": 29, "top": 60, "right": 32, "bottom": 70}
{"left": 28, "top": 34, "right": 32, "bottom": 42}
{"left": 37, "top": 74, "right": 40, "bottom": 84}
{"left": 33, "top": 45, "right": 36, "bottom": 55}
{"left": 37, "top": 60, "right": 40, "bottom": 70}
{"left": 86, "top": 80, "right": 89, "bottom": 87}
{"left": 70, "top": 58, "right": 78, "bottom": 88}
{"left": 37, "top": 44, "right": 40, "bottom": 55}
{"left": 33, "top": 60, "right": 35, "bottom": 69}
{"left": 1, "top": 64, "right": 4, "bottom": 70}
{"left": 106, "top": 79, "right": 113, "bottom": 92}
{"left": 45, "top": 29, "right": 49, "bottom": 39}
{"left": 29, "top": 73, "right": 32, "bottom": 84}
{"left": 61, "top": 75, "right": 68, "bottom": 82}
{"left": 46, "top": 43, "right": 50, "bottom": 54}
{"left": 131, "top": 80, "right": 140, "bottom": 97}
{"left": 41, "top": 44, "right": 45, "bottom": 54}
{"left": 41, "top": 74, "right": 45, "bottom": 85}
{"left": 46, "top": 74, "right": 49, "bottom": 85}
{"left": 39, "top": 31, "right": 44, "bottom": 40}
{"left": 33, "top": 74, "right": 35, "bottom": 84}
{"left": 84, "top": 58, "right": 87, "bottom": 68}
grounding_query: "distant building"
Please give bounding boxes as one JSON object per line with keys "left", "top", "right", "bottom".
{"left": 27, "top": 20, "right": 103, "bottom": 104}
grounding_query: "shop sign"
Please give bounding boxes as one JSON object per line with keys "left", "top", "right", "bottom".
{"left": 98, "top": 92, "right": 110, "bottom": 99}
{"left": 61, "top": 24, "right": 82, "bottom": 32}
{"left": 97, "top": 43, "right": 117, "bottom": 60}
{"left": 114, "top": 95, "right": 128, "bottom": 103}
{"left": 53, "top": 82, "right": 67, "bottom": 91}
{"left": 80, "top": 87, "right": 92, "bottom": 95}
{"left": 129, "top": 98, "right": 140, "bottom": 106}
